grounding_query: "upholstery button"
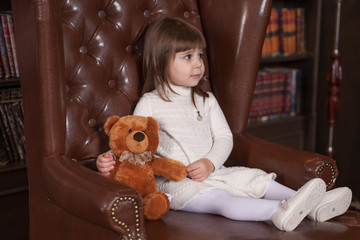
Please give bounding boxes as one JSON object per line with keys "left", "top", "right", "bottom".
{"left": 79, "top": 46, "right": 87, "bottom": 54}
{"left": 126, "top": 45, "right": 132, "bottom": 53}
{"left": 108, "top": 79, "right": 116, "bottom": 88}
{"left": 143, "top": 10, "right": 150, "bottom": 18}
{"left": 65, "top": 85, "right": 70, "bottom": 93}
{"left": 184, "top": 11, "right": 190, "bottom": 18}
{"left": 88, "top": 119, "right": 97, "bottom": 128}
{"left": 98, "top": 10, "right": 106, "bottom": 19}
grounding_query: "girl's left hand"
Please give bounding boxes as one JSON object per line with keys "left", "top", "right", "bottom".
{"left": 187, "top": 158, "right": 215, "bottom": 182}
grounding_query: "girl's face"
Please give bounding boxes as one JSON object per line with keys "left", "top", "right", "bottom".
{"left": 167, "top": 48, "right": 205, "bottom": 87}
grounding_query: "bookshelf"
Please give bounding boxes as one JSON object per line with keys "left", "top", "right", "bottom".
{"left": 247, "top": 0, "right": 322, "bottom": 151}
{"left": 0, "top": 1, "right": 28, "bottom": 240}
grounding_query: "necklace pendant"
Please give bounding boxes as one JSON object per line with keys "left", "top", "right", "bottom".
{"left": 197, "top": 111, "right": 203, "bottom": 121}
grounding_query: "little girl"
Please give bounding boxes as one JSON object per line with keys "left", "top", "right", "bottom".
{"left": 97, "top": 17, "right": 352, "bottom": 231}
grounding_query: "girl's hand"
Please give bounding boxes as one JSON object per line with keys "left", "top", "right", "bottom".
{"left": 96, "top": 152, "right": 115, "bottom": 177}
{"left": 187, "top": 158, "right": 215, "bottom": 182}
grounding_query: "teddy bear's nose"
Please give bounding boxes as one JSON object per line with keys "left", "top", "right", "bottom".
{"left": 133, "top": 132, "right": 145, "bottom": 142}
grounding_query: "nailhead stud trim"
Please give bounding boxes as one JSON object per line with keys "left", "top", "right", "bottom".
{"left": 317, "top": 163, "right": 336, "bottom": 187}
{"left": 111, "top": 197, "right": 142, "bottom": 240}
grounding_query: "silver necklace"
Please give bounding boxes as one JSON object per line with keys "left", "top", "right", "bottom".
{"left": 196, "top": 110, "right": 203, "bottom": 121}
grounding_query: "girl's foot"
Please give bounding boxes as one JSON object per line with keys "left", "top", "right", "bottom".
{"left": 307, "top": 187, "right": 352, "bottom": 222}
{"left": 272, "top": 178, "right": 326, "bottom": 232}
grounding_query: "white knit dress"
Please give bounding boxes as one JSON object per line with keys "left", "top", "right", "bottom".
{"left": 133, "top": 85, "right": 276, "bottom": 210}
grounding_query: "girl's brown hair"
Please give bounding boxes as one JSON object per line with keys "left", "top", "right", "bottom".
{"left": 142, "top": 17, "right": 209, "bottom": 103}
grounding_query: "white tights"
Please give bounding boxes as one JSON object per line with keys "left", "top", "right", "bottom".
{"left": 181, "top": 180, "right": 296, "bottom": 221}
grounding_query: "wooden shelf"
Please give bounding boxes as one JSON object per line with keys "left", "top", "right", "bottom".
{"left": 248, "top": 0, "right": 322, "bottom": 151}
{"left": 0, "top": 78, "right": 20, "bottom": 87}
{"left": 261, "top": 52, "right": 314, "bottom": 64}
{"left": 0, "top": 161, "right": 26, "bottom": 173}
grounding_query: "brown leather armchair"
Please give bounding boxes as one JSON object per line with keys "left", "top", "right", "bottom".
{"left": 12, "top": 0, "right": 360, "bottom": 239}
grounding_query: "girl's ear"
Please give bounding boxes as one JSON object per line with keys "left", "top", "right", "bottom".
{"left": 104, "top": 116, "right": 120, "bottom": 135}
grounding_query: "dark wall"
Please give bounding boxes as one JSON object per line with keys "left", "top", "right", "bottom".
{"left": 317, "top": 0, "right": 360, "bottom": 200}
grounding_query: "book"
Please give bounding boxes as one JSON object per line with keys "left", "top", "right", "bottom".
{"left": 262, "top": 24, "right": 272, "bottom": 56}
{"left": 0, "top": 14, "right": 16, "bottom": 77}
{"left": 5, "top": 103, "right": 25, "bottom": 161}
{"left": 0, "top": 104, "right": 19, "bottom": 161}
{"left": 6, "top": 14, "right": 19, "bottom": 77}
{"left": 0, "top": 88, "right": 24, "bottom": 164}
{"left": 262, "top": 8, "right": 307, "bottom": 57}
{"left": 0, "top": 19, "right": 11, "bottom": 78}
{"left": 0, "top": 56, "right": 4, "bottom": 78}
{"left": 288, "top": 9, "right": 297, "bottom": 54}
{"left": 269, "top": 8, "right": 280, "bottom": 56}
{"left": 249, "top": 68, "right": 303, "bottom": 124}
{"left": 0, "top": 140, "right": 9, "bottom": 166}
{"left": 296, "top": 8, "right": 306, "bottom": 53}
{"left": 0, "top": 106, "right": 14, "bottom": 162}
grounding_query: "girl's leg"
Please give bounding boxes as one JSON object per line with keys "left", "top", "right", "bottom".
{"left": 264, "top": 180, "right": 295, "bottom": 200}
{"left": 181, "top": 188, "right": 280, "bottom": 221}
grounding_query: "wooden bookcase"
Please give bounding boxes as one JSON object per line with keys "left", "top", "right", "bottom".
{"left": 0, "top": 1, "right": 28, "bottom": 240}
{"left": 246, "top": 0, "right": 322, "bottom": 152}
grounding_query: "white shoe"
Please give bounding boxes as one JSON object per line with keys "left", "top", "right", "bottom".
{"left": 272, "top": 178, "right": 326, "bottom": 232}
{"left": 307, "top": 187, "right": 352, "bottom": 222}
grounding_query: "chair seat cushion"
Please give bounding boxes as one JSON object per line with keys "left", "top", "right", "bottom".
{"left": 146, "top": 210, "right": 360, "bottom": 240}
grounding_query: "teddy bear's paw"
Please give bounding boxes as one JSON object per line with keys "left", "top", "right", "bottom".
{"left": 143, "top": 191, "right": 170, "bottom": 220}
{"left": 170, "top": 162, "right": 187, "bottom": 181}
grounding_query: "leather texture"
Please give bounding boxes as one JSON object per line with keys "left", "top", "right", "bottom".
{"left": 11, "top": 0, "right": 357, "bottom": 239}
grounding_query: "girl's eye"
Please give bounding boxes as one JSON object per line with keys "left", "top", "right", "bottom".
{"left": 184, "top": 55, "right": 191, "bottom": 60}
{"left": 198, "top": 53, "right": 203, "bottom": 59}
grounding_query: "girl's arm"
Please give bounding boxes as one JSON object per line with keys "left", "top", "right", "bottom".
{"left": 203, "top": 93, "right": 234, "bottom": 170}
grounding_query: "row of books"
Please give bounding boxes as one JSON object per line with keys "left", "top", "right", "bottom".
{"left": 248, "top": 67, "right": 302, "bottom": 124}
{"left": 0, "top": 88, "right": 25, "bottom": 166}
{"left": 262, "top": 8, "right": 306, "bottom": 57}
{"left": 0, "top": 12, "right": 19, "bottom": 79}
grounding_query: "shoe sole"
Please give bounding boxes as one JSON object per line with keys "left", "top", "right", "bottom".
{"left": 280, "top": 179, "right": 326, "bottom": 232}
{"left": 316, "top": 188, "right": 352, "bottom": 222}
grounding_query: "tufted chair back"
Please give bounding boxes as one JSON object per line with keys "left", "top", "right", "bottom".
{"left": 15, "top": 0, "right": 271, "bottom": 166}
{"left": 61, "top": 0, "right": 212, "bottom": 164}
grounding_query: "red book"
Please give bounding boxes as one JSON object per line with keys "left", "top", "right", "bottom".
{"left": 0, "top": 14, "right": 15, "bottom": 77}
{"left": 6, "top": 14, "right": 19, "bottom": 77}
{"left": 0, "top": 19, "right": 10, "bottom": 78}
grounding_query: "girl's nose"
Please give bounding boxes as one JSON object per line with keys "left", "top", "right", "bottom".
{"left": 193, "top": 57, "right": 202, "bottom": 68}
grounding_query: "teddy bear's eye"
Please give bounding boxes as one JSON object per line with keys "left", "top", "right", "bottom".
{"left": 128, "top": 129, "right": 132, "bottom": 134}
{"left": 142, "top": 130, "right": 146, "bottom": 133}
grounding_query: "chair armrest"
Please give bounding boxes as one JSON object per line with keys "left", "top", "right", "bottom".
{"left": 227, "top": 133, "right": 338, "bottom": 190}
{"left": 42, "top": 155, "right": 146, "bottom": 240}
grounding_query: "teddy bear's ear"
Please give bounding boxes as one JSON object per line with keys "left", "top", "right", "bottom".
{"left": 104, "top": 116, "right": 120, "bottom": 135}
{"left": 146, "top": 117, "right": 160, "bottom": 154}
{"left": 147, "top": 117, "right": 159, "bottom": 133}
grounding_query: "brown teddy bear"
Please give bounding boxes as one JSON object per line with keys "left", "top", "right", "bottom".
{"left": 104, "top": 115, "right": 187, "bottom": 220}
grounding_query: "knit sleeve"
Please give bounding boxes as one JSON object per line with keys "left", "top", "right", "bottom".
{"left": 203, "top": 93, "right": 234, "bottom": 170}
{"left": 133, "top": 94, "right": 153, "bottom": 117}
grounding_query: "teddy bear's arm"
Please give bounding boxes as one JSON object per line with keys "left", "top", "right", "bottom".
{"left": 151, "top": 158, "right": 187, "bottom": 181}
